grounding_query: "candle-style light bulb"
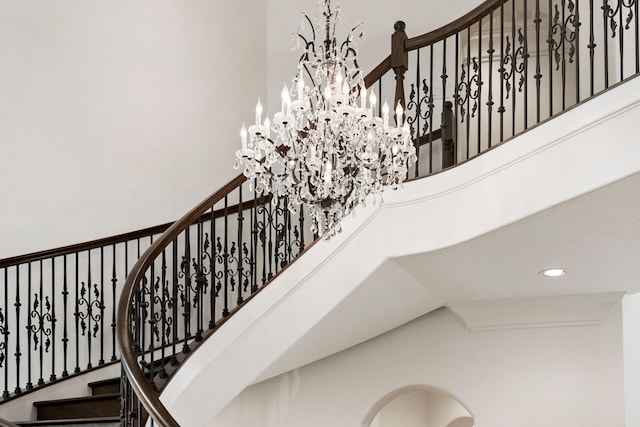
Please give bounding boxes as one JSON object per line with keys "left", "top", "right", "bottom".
{"left": 324, "top": 86, "right": 332, "bottom": 111}
{"left": 342, "top": 81, "right": 350, "bottom": 97}
{"left": 297, "top": 74, "right": 305, "bottom": 100}
{"left": 281, "top": 84, "right": 291, "bottom": 115}
{"left": 240, "top": 124, "right": 248, "bottom": 151}
{"left": 264, "top": 117, "right": 271, "bottom": 139}
{"left": 369, "top": 91, "right": 377, "bottom": 116}
{"left": 395, "top": 102, "right": 404, "bottom": 126}
{"left": 255, "top": 99, "right": 263, "bottom": 126}
{"left": 361, "top": 85, "right": 367, "bottom": 109}
{"left": 335, "top": 70, "right": 343, "bottom": 86}
{"left": 382, "top": 101, "right": 390, "bottom": 127}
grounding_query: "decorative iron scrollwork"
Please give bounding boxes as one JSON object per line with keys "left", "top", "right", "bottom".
{"left": 549, "top": 0, "right": 579, "bottom": 70}
{"left": 29, "top": 294, "right": 55, "bottom": 352}
{"left": 603, "top": 0, "right": 635, "bottom": 37}
{"left": 0, "top": 308, "right": 7, "bottom": 368}
{"left": 75, "top": 283, "right": 104, "bottom": 339}
{"left": 502, "top": 29, "right": 527, "bottom": 98}
{"left": 457, "top": 57, "right": 481, "bottom": 121}
{"left": 406, "top": 79, "right": 433, "bottom": 137}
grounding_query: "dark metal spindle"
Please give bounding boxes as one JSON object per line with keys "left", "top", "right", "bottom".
{"left": 14, "top": 265, "right": 21, "bottom": 394}
{"left": 466, "top": 26, "right": 471, "bottom": 158}
{"left": 183, "top": 229, "right": 191, "bottom": 351}
{"left": 429, "top": 45, "right": 434, "bottom": 173}
{"left": 415, "top": 48, "right": 422, "bottom": 178}
{"left": 499, "top": 2, "right": 505, "bottom": 141}
{"left": 24, "top": 265, "right": 32, "bottom": 390}
{"left": 160, "top": 249, "right": 167, "bottom": 376}
{"left": 111, "top": 244, "right": 117, "bottom": 362}
{"left": 589, "top": 0, "right": 596, "bottom": 95}
{"left": 148, "top": 261, "right": 156, "bottom": 387}
{"left": 620, "top": 0, "right": 625, "bottom": 81}
{"left": 477, "top": 19, "right": 483, "bottom": 155}
{"left": 511, "top": 0, "right": 517, "bottom": 136}
{"left": 524, "top": 0, "right": 529, "bottom": 128}
{"left": 74, "top": 254, "right": 80, "bottom": 374}
{"left": 62, "top": 256, "right": 69, "bottom": 376}
{"left": 633, "top": 0, "right": 640, "bottom": 74}
{"left": 488, "top": 14, "right": 495, "bottom": 146}
{"left": 549, "top": 0, "right": 555, "bottom": 115}
{"left": 2, "top": 268, "right": 9, "bottom": 399}
{"left": 223, "top": 196, "right": 230, "bottom": 317}
{"left": 171, "top": 237, "right": 179, "bottom": 363}
{"left": 210, "top": 212, "right": 217, "bottom": 329}
{"left": 237, "top": 186, "right": 245, "bottom": 306}
{"left": 99, "top": 247, "right": 105, "bottom": 366}
{"left": 535, "top": 0, "right": 542, "bottom": 121}
{"left": 38, "top": 260, "right": 44, "bottom": 385}
{"left": 604, "top": 0, "right": 611, "bottom": 88}
{"left": 575, "top": 0, "right": 581, "bottom": 103}
{"left": 50, "top": 258, "right": 56, "bottom": 381}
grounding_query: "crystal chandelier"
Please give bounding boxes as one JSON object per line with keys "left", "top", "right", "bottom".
{"left": 235, "top": 0, "right": 416, "bottom": 237}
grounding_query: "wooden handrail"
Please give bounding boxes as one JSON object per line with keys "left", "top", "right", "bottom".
{"left": 405, "top": 0, "right": 507, "bottom": 51}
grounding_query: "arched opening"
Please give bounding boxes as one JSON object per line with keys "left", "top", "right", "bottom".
{"left": 363, "top": 386, "right": 474, "bottom": 427}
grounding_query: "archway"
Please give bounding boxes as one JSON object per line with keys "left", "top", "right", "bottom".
{"left": 363, "top": 385, "right": 473, "bottom": 427}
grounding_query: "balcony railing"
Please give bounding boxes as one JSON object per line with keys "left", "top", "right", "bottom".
{"left": 0, "top": 0, "right": 638, "bottom": 425}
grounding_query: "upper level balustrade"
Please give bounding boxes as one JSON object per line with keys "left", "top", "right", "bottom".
{"left": 1, "top": 0, "right": 638, "bottom": 425}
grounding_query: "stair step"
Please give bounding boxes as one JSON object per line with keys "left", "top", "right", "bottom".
{"left": 87, "top": 378, "right": 120, "bottom": 396}
{"left": 17, "top": 417, "right": 119, "bottom": 426}
{"left": 33, "top": 394, "right": 120, "bottom": 421}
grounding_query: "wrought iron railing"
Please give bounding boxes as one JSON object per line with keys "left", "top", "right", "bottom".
{"left": 118, "top": 0, "right": 640, "bottom": 425}
{"left": 369, "top": 0, "right": 638, "bottom": 179}
{"left": 0, "top": 0, "right": 635, "bottom": 424}
{"left": 118, "top": 175, "right": 317, "bottom": 426}
{"left": 0, "top": 222, "right": 182, "bottom": 402}
{"left": 119, "top": 0, "right": 640, "bottom": 424}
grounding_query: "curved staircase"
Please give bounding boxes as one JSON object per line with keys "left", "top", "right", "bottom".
{"left": 2, "top": 0, "right": 640, "bottom": 425}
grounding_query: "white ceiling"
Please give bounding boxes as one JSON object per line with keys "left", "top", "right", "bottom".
{"left": 255, "top": 169, "right": 640, "bottom": 383}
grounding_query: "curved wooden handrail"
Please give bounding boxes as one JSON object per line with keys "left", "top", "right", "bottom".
{"left": 361, "top": 0, "right": 506, "bottom": 90}
{"left": 0, "top": 222, "right": 174, "bottom": 269}
{"left": 117, "top": 173, "right": 247, "bottom": 427}
{"left": 405, "top": 0, "right": 506, "bottom": 51}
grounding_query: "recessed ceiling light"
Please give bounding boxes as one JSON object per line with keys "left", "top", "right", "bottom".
{"left": 540, "top": 268, "right": 566, "bottom": 277}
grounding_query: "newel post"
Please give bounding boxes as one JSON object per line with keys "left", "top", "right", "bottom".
{"left": 391, "top": 21, "right": 408, "bottom": 123}
{"left": 441, "top": 101, "right": 456, "bottom": 168}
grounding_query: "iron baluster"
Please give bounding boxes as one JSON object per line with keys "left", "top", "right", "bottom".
{"left": 50, "top": 257, "right": 56, "bottom": 381}
{"left": 535, "top": 0, "right": 543, "bottom": 121}
{"left": 499, "top": 3, "right": 505, "bottom": 141}
{"left": 62, "top": 255, "right": 69, "bottom": 376}
{"left": 487, "top": 16, "right": 495, "bottom": 147}
{"left": 429, "top": 44, "right": 434, "bottom": 173}
{"left": 171, "top": 238, "right": 179, "bottom": 364}
{"left": 477, "top": 18, "right": 483, "bottom": 155}
{"left": 14, "top": 268, "right": 23, "bottom": 394}
{"left": 2, "top": 268, "right": 8, "bottom": 399}
{"left": 111, "top": 245, "right": 117, "bottom": 362}
{"left": 74, "top": 253, "right": 80, "bottom": 374}
{"left": 99, "top": 247, "right": 105, "bottom": 366}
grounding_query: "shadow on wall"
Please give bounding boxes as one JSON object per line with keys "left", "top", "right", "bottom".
{"left": 364, "top": 386, "right": 474, "bottom": 427}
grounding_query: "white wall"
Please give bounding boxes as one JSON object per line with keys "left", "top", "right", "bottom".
{"left": 0, "top": 0, "right": 266, "bottom": 258}
{"left": 211, "top": 307, "right": 624, "bottom": 427}
{"left": 0, "top": 0, "right": 486, "bottom": 259}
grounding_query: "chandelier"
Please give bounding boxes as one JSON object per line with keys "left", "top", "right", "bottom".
{"left": 235, "top": 0, "right": 416, "bottom": 237}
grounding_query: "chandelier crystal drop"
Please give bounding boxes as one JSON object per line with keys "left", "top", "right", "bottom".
{"left": 235, "top": 0, "right": 417, "bottom": 237}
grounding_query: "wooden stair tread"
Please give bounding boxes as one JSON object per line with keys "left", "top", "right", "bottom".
{"left": 33, "top": 393, "right": 120, "bottom": 406}
{"left": 87, "top": 378, "right": 120, "bottom": 396}
{"left": 34, "top": 393, "right": 120, "bottom": 421}
{"left": 18, "top": 417, "right": 120, "bottom": 425}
